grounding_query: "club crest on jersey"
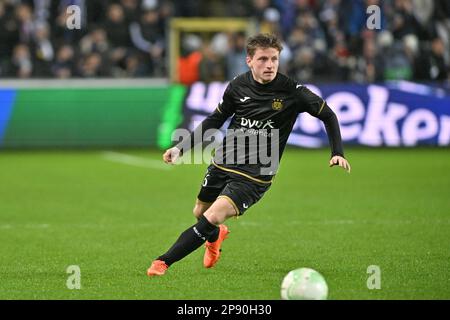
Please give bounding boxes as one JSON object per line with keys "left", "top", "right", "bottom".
{"left": 272, "top": 99, "right": 283, "bottom": 110}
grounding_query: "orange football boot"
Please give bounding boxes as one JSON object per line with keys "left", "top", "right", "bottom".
{"left": 203, "top": 225, "right": 230, "bottom": 268}
{"left": 147, "top": 260, "right": 168, "bottom": 276}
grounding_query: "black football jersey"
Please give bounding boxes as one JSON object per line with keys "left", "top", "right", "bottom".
{"left": 177, "top": 71, "right": 344, "bottom": 183}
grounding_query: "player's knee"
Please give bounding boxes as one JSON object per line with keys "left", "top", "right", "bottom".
{"left": 192, "top": 205, "right": 201, "bottom": 219}
{"left": 204, "top": 204, "right": 236, "bottom": 225}
{"left": 203, "top": 210, "right": 226, "bottom": 226}
{"left": 193, "top": 203, "right": 207, "bottom": 219}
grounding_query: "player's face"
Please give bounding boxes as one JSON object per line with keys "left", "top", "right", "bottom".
{"left": 246, "top": 47, "right": 280, "bottom": 84}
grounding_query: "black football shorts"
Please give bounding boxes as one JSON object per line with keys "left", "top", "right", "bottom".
{"left": 197, "top": 164, "right": 272, "bottom": 215}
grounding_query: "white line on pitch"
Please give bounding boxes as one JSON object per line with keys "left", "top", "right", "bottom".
{"left": 0, "top": 224, "right": 50, "bottom": 229}
{"left": 102, "top": 151, "right": 172, "bottom": 170}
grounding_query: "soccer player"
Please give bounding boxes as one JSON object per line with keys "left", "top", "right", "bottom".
{"left": 147, "top": 33, "right": 351, "bottom": 276}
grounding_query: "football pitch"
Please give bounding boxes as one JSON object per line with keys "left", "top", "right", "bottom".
{"left": 0, "top": 148, "right": 449, "bottom": 300}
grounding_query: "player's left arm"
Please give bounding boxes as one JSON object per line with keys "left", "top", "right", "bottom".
{"left": 297, "top": 86, "right": 351, "bottom": 173}
{"left": 317, "top": 105, "right": 351, "bottom": 173}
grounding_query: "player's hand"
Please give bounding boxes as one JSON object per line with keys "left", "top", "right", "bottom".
{"left": 329, "top": 156, "right": 351, "bottom": 173}
{"left": 163, "top": 147, "right": 181, "bottom": 164}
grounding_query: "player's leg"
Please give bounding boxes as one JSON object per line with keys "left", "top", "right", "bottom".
{"left": 192, "top": 198, "right": 222, "bottom": 243}
{"left": 147, "top": 166, "right": 226, "bottom": 276}
{"left": 193, "top": 199, "right": 212, "bottom": 220}
{"left": 147, "top": 170, "right": 271, "bottom": 275}
{"left": 215, "top": 177, "right": 271, "bottom": 219}
{"left": 194, "top": 166, "right": 230, "bottom": 240}
{"left": 147, "top": 200, "right": 232, "bottom": 276}
{"left": 203, "top": 197, "right": 238, "bottom": 225}
{"left": 192, "top": 198, "right": 224, "bottom": 244}
{"left": 201, "top": 197, "right": 235, "bottom": 268}
{"left": 202, "top": 178, "right": 271, "bottom": 268}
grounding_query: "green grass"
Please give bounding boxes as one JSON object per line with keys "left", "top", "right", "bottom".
{"left": 0, "top": 148, "right": 449, "bottom": 299}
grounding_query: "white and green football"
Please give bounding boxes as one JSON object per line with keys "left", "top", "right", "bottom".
{"left": 281, "top": 268, "right": 328, "bottom": 300}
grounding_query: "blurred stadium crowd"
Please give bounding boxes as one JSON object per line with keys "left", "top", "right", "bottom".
{"left": 0, "top": 0, "right": 449, "bottom": 83}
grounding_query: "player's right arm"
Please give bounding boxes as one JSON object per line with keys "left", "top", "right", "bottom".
{"left": 163, "top": 147, "right": 181, "bottom": 164}
{"left": 163, "top": 84, "right": 235, "bottom": 165}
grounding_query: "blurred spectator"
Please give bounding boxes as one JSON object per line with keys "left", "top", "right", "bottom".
{"left": 259, "top": 7, "right": 282, "bottom": 34}
{"left": 252, "top": 0, "right": 271, "bottom": 23}
{"left": 123, "top": 52, "right": 149, "bottom": 77}
{"left": 158, "top": 0, "right": 173, "bottom": 35}
{"left": 32, "top": 0, "right": 52, "bottom": 23}
{"left": 210, "top": 32, "right": 230, "bottom": 56}
{"left": 86, "top": 0, "right": 106, "bottom": 26}
{"left": 15, "top": 3, "right": 35, "bottom": 43}
{"left": 391, "top": 0, "right": 421, "bottom": 40}
{"left": 328, "top": 30, "right": 352, "bottom": 81}
{"left": 0, "top": 2, "right": 19, "bottom": 66}
{"left": 277, "top": 34, "right": 292, "bottom": 74}
{"left": 172, "top": 0, "right": 202, "bottom": 17}
{"left": 0, "top": 0, "right": 448, "bottom": 82}
{"left": 103, "top": 3, "right": 131, "bottom": 76}
{"left": 130, "top": 9, "right": 165, "bottom": 76}
{"left": 226, "top": 32, "right": 248, "bottom": 80}
{"left": 10, "top": 44, "right": 33, "bottom": 78}
{"left": 32, "top": 22, "right": 54, "bottom": 76}
{"left": 415, "top": 37, "right": 448, "bottom": 81}
{"left": 77, "top": 52, "right": 109, "bottom": 77}
{"left": 351, "top": 37, "right": 384, "bottom": 82}
{"left": 289, "top": 46, "right": 315, "bottom": 83}
{"left": 274, "top": 0, "right": 297, "bottom": 36}
{"left": 178, "top": 34, "right": 203, "bottom": 85}
{"left": 383, "top": 41, "right": 413, "bottom": 80}
{"left": 52, "top": 1, "right": 85, "bottom": 45}
{"left": 434, "top": 0, "right": 450, "bottom": 22}
{"left": 199, "top": 42, "right": 226, "bottom": 82}
{"left": 104, "top": 4, "right": 130, "bottom": 48}
{"left": 51, "top": 44, "right": 76, "bottom": 78}
{"left": 412, "top": 0, "right": 434, "bottom": 28}
{"left": 80, "top": 26, "right": 109, "bottom": 55}
{"left": 204, "top": 0, "right": 228, "bottom": 17}
{"left": 120, "top": 0, "right": 140, "bottom": 22}
{"left": 225, "top": 0, "right": 252, "bottom": 17}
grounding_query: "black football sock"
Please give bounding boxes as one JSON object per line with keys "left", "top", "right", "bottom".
{"left": 158, "top": 215, "right": 219, "bottom": 266}
{"left": 197, "top": 215, "right": 220, "bottom": 243}
{"left": 207, "top": 226, "right": 220, "bottom": 242}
